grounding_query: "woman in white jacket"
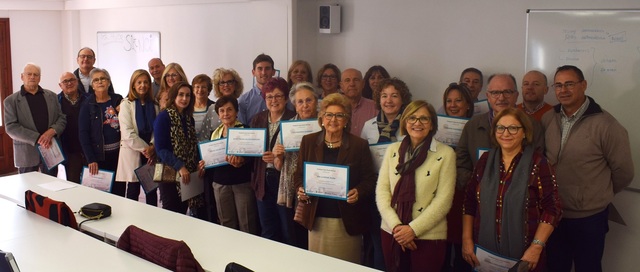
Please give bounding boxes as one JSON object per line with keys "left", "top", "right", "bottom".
{"left": 116, "top": 69, "right": 157, "bottom": 205}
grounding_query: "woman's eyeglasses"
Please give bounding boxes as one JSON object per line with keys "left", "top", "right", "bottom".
{"left": 495, "top": 125, "right": 523, "bottom": 134}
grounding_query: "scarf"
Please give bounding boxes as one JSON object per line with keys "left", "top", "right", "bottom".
{"left": 167, "top": 107, "right": 202, "bottom": 209}
{"left": 210, "top": 120, "right": 244, "bottom": 140}
{"left": 478, "top": 145, "right": 533, "bottom": 258}
{"left": 389, "top": 135, "right": 432, "bottom": 272}
{"left": 135, "top": 98, "right": 156, "bottom": 143}
{"left": 377, "top": 110, "right": 402, "bottom": 143}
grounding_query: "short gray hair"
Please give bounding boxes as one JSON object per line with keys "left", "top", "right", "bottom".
{"left": 289, "top": 81, "right": 319, "bottom": 101}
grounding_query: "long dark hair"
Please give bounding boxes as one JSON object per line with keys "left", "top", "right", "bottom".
{"left": 167, "top": 81, "right": 195, "bottom": 116}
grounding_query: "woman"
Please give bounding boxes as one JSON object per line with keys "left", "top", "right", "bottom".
{"left": 376, "top": 100, "right": 456, "bottom": 271}
{"left": 295, "top": 93, "right": 377, "bottom": 264}
{"left": 462, "top": 108, "right": 561, "bottom": 271}
{"left": 250, "top": 77, "right": 296, "bottom": 244}
{"left": 156, "top": 88, "right": 170, "bottom": 110}
{"left": 286, "top": 60, "right": 313, "bottom": 88}
{"left": 116, "top": 69, "right": 157, "bottom": 205}
{"left": 158, "top": 62, "right": 188, "bottom": 100}
{"left": 443, "top": 83, "right": 473, "bottom": 118}
{"left": 212, "top": 68, "right": 244, "bottom": 99}
{"left": 441, "top": 82, "right": 474, "bottom": 272}
{"left": 361, "top": 77, "right": 412, "bottom": 144}
{"left": 198, "top": 96, "right": 257, "bottom": 234}
{"left": 272, "top": 82, "right": 319, "bottom": 249}
{"left": 153, "top": 81, "right": 205, "bottom": 216}
{"left": 316, "top": 63, "right": 341, "bottom": 99}
{"left": 79, "top": 68, "right": 124, "bottom": 196}
{"left": 362, "top": 65, "right": 390, "bottom": 100}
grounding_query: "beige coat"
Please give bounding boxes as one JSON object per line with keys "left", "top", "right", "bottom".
{"left": 116, "top": 99, "right": 154, "bottom": 182}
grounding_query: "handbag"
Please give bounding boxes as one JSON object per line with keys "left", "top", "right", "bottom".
{"left": 293, "top": 197, "right": 318, "bottom": 230}
{"left": 153, "top": 163, "right": 179, "bottom": 182}
{"left": 79, "top": 203, "right": 112, "bottom": 219}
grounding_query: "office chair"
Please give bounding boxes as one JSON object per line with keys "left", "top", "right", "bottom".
{"left": 116, "top": 225, "right": 204, "bottom": 272}
{"left": 24, "top": 190, "right": 78, "bottom": 229}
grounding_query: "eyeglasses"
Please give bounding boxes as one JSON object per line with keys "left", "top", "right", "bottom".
{"left": 78, "top": 54, "right": 95, "bottom": 60}
{"left": 165, "top": 73, "right": 180, "bottom": 79}
{"left": 265, "top": 94, "right": 285, "bottom": 101}
{"left": 552, "top": 80, "right": 582, "bottom": 90}
{"left": 495, "top": 125, "right": 523, "bottom": 135}
{"left": 219, "top": 80, "right": 236, "bottom": 87}
{"left": 295, "top": 98, "right": 315, "bottom": 106}
{"left": 323, "top": 112, "right": 349, "bottom": 120}
{"left": 321, "top": 75, "right": 337, "bottom": 80}
{"left": 487, "top": 90, "right": 516, "bottom": 98}
{"left": 91, "top": 77, "right": 109, "bottom": 83}
{"left": 406, "top": 116, "right": 431, "bottom": 124}
{"left": 61, "top": 78, "right": 77, "bottom": 84}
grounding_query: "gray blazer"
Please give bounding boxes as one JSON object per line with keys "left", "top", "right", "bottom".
{"left": 4, "top": 86, "right": 66, "bottom": 167}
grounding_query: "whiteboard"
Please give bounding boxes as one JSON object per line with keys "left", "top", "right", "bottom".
{"left": 526, "top": 10, "right": 640, "bottom": 189}
{"left": 96, "top": 31, "right": 160, "bottom": 97}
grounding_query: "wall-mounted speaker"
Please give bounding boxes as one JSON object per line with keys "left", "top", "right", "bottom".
{"left": 319, "top": 4, "right": 341, "bottom": 34}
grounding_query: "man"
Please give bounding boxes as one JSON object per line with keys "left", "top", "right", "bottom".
{"left": 459, "top": 67, "right": 484, "bottom": 101}
{"left": 148, "top": 58, "right": 165, "bottom": 98}
{"left": 543, "top": 65, "right": 634, "bottom": 272}
{"left": 4, "top": 63, "right": 66, "bottom": 176}
{"left": 517, "top": 70, "right": 553, "bottom": 121}
{"left": 456, "top": 73, "right": 544, "bottom": 189}
{"left": 74, "top": 47, "right": 114, "bottom": 96}
{"left": 57, "top": 72, "right": 86, "bottom": 183}
{"left": 340, "top": 68, "right": 378, "bottom": 137}
{"left": 237, "top": 54, "right": 276, "bottom": 125}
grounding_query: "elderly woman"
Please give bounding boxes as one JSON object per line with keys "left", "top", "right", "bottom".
{"left": 212, "top": 68, "right": 244, "bottom": 99}
{"left": 115, "top": 69, "right": 157, "bottom": 205}
{"left": 361, "top": 77, "right": 412, "bottom": 144}
{"left": 462, "top": 108, "right": 561, "bottom": 271}
{"left": 362, "top": 65, "right": 390, "bottom": 100}
{"left": 79, "top": 68, "right": 124, "bottom": 196}
{"left": 153, "top": 81, "right": 205, "bottom": 216}
{"left": 286, "top": 60, "right": 313, "bottom": 88}
{"left": 250, "top": 77, "right": 297, "bottom": 244}
{"left": 295, "top": 93, "right": 377, "bottom": 264}
{"left": 271, "top": 82, "right": 319, "bottom": 248}
{"left": 199, "top": 96, "right": 257, "bottom": 234}
{"left": 316, "top": 63, "right": 341, "bottom": 99}
{"left": 443, "top": 83, "right": 474, "bottom": 118}
{"left": 376, "top": 100, "right": 456, "bottom": 271}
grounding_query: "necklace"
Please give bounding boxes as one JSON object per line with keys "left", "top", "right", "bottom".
{"left": 524, "top": 102, "right": 545, "bottom": 115}
{"left": 324, "top": 139, "right": 341, "bottom": 149}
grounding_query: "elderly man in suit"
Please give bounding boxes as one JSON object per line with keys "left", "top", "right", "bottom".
{"left": 4, "top": 63, "right": 66, "bottom": 176}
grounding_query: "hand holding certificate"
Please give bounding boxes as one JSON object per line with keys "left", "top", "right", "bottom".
{"left": 37, "top": 138, "right": 65, "bottom": 171}
{"left": 226, "top": 128, "right": 267, "bottom": 157}
{"left": 179, "top": 172, "right": 204, "bottom": 201}
{"left": 81, "top": 167, "right": 115, "bottom": 192}
{"left": 198, "top": 138, "right": 229, "bottom": 168}
{"left": 280, "top": 120, "right": 321, "bottom": 151}
{"left": 303, "top": 162, "right": 350, "bottom": 200}
{"left": 473, "top": 245, "right": 519, "bottom": 272}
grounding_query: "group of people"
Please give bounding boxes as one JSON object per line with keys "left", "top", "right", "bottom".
{"left": 4, "top": 47, "right": 633, "bottom": 272}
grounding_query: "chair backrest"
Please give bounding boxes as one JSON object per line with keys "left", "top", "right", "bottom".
{"left": 24, "top": 190, "right": 78, "bottom": 229}
{"left": 116, "top": 225, "right": 204, "bottom": 272}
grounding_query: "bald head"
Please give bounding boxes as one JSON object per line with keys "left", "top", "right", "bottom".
{"left": 59, "top": 72, "right": 78, "bottom": 96}
{"left": 340, "top": 68, "right": 364, "bottom": 100}
{"left": 148, "top": 58, "right": 165, "bottom": 82}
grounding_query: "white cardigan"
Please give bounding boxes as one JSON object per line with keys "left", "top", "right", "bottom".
{"left": 115, "top": 99, "right": 154, "bottom": 182}
{"left": 375, "top": 139, "right": 456, "bottom": 240}
{"left": 360, "top": 116, "right": 403, "bottom": 144}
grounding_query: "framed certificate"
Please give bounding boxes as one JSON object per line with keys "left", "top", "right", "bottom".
{"left": 303, "top": 162, "right": 349, "bottom": 200}
{"left": 369, "top": 143, "right": 392, "bottom": 170}
{"left": 474, "top": 99, "right": 490, "bottom": 115}
{"left": 434, "top": 115, "right": 469, "bottom": 147}
{"left": 37, "top": 138, "right": 65, "bottom": 171}
{"left": 280, "top": 119, "right": 321, "bottom": 151}
{"left": 198, "top": 138, "right": 229, "bottom": 169}
{"left": 80, "top": 167, "right": 115, "bottom": 193}
{"left": 473, "top": 244, "right": 519, "bottom": 272}
{"left": 134, "top": 164, "right": 159, "bottom": 194}
{"left": 226, "top": 128, "right": 267, "bottom": 157}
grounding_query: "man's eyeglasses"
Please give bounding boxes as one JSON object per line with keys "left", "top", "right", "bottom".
{"left": 495, "top": 125, "right": 523, "bottom": 135}
{"left": 552, "top": 80, "right": 582, "bottom": 90}
{"left": 323, "top": 112, "right": 349, "bottom": 120}
{"left": 406, "top": 116, "right": 431, "bottom": 124}
{"left": 61, "top": 78, "right": 77, "bottom": 84}
{"left": 78, "top": 54, "right": 95, "bottom": 60}
{"left": 487, "top": 90, "right": 516, "bottom": 99}
{"left": 265, "top": 94, "right": 285, "bottom": 101}
{"left": 92, "top": 77, "right": 109, "bottom": 83}
{"left": 165, "top": 73, "right": 180, "bottom": 79}
{"left": 219, "top": 80, "right": 236, "bottom": 87}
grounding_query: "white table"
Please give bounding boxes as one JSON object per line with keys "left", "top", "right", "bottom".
{"left": 0, "top": 172, "right": 379, "bottom": 272}
{"left": 0, "top": 198, "right": 169, "bottom": 272}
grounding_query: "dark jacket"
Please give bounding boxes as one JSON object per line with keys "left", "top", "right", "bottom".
{"left": 78, "top": 93, "right": 123, "bottom": 163}
{"left": 74, "top": 68, "right": 115, "bottom": 96}
{"left": 250, "top": 108, "right": 296, "bottom": 200}
{"left": 293, "top": 131, "right": 377, "bottom": 235}
{"left": 58, "top": 92, "right": 86, "bottom": 154}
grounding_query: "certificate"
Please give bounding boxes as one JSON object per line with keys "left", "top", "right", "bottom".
{"left": 477, "top": 148, "right": 490, "bottom": 160}
{"left": 134, "top": 164, "right": 158, "bottom": 193}
{"left": 434, "top": 115, "right": 469, "bottom": 147}
{"left": 179, "top": 172, "right": 204, "bottom": 201}
{"left": 474, "top": 99, "right": 490, "bottom": 115}
{"left": 226, "top": 128, "right": 267, "bottom": 157}
{"left": 304, "top": 162, "right": 349, "bottom": 200}
{"left": 37, "top": 138, "right": 65, "bottom": 171}
{"left": 473, "top": 244, "right": 519, "bottom": 272}
{"left": 280, "top": 120, "right": 321, "bottom": 151}
{"left": 198, "top": 138, "right": 229, "bottom": 169}
{"left": 80, "top": 167, "right": 114, "bottom": 193}
{"left": 369, "top": 143, "right": 392, "bottom": 170}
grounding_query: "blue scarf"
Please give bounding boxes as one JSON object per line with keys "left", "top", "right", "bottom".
{"left": 135, "top": 98, "right": 156, "bottom": 143}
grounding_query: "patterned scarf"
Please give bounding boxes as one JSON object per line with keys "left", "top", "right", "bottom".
{"left": 377, "top": 109, "right": 402, "bottom": 143}
{"left": 167, "top": 107, "right": 202, "bottom": 209}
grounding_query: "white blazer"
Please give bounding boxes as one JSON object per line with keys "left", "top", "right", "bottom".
{"left": 116, "top": 99, "right": 154, "bottom": 182}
